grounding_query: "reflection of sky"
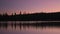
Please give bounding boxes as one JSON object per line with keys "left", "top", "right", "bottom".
{"left": 0, "top": 24, "right": 60, "bottom": 34}
{"left": 0, "top": 0, "right": 60, "bottom": 14}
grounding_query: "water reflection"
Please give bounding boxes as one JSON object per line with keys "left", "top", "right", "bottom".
{"left": 0, "top": 21, "right": 60, "bottom": 34}
{"left": 0, "top": 22, "right": 44, "bottom": 30}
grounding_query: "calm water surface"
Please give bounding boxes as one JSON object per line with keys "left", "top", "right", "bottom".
{"left": 0, "top": 21, "right": 60, "bottom": 34}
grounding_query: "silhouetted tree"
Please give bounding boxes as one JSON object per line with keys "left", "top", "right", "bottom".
{"left": 14, "top": 13, "right": 16, "bottom": 15}
{"left": 0, "top": 14, "right": 1, "bottom": 16}
{"left": 11, "top": 13, "right": 14, "bottom": 16}
{"left": 2, "top": 12, "right": 8, "bottom": 16}
{"left": 19, "top": 11, "right": 21, "bottom": 15}
{"left": 5, "top": 13, "right": 8, "bottom": 15}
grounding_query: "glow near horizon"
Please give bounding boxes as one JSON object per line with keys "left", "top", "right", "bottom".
{"left": 0, "top": 0, "right": 60, "bottom": 15}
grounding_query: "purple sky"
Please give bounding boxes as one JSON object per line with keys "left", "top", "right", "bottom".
{"left": 0, "top": 0, "right": 60, "bottom": 15}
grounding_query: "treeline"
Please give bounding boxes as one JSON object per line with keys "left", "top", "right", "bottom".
{"left": 0, "top": 12, "right": 60, "bottom": 21}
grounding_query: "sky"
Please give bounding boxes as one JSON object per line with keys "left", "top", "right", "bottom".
{"left": 0, "top": 0, "right": 60, "bottom": 15}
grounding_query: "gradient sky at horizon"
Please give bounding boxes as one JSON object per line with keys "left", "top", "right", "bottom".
{"left": 0, "top": 0, "right": 60, "bottom": 15}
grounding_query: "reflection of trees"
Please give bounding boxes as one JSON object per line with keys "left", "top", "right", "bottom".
{"left": 0, "top": 22, "right": 60, "bottom": 30}
{"left": 0, "top": 23, "right": 8, "bottom": 29}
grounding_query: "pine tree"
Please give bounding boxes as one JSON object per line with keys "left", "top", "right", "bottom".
{"left": 14, "top": 13, "right": 16, "bottom": 16}
{"left": 4, "top": 12, "right": 8, "bottom": 16}
{"left": 19, "top": 11, "right": 21, "bottom": 15}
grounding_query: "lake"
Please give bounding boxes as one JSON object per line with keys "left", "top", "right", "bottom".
{"left": 0, "top": 21, "right": 60, "bottom": 34}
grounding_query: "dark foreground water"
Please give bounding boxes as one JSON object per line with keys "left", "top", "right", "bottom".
{"left": 0, "top": 21, "right": 60, "bottom": 34}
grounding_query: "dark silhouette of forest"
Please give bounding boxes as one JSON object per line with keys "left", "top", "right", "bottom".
{"left": 0, "top": 12, "right": 60, "bottom": 21}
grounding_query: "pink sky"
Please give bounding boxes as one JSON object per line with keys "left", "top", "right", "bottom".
{"left": 0, "top": 0, "right": 60, "bottom": 15}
